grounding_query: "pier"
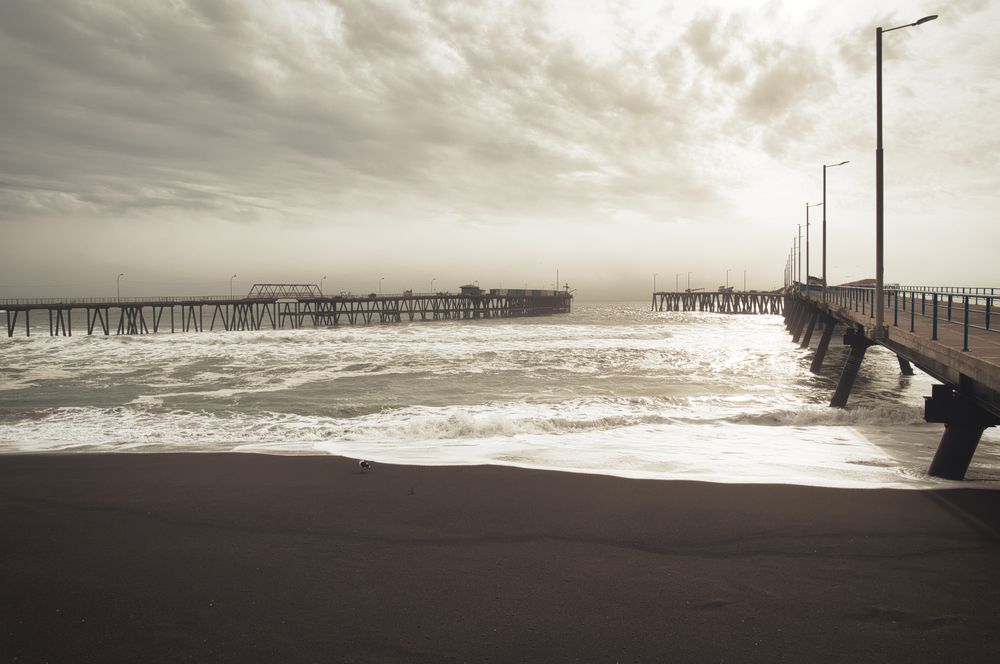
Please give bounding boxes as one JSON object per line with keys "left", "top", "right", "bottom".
{"left": 784, "top": 285, "right": 999, "bottom": 480}
{"left": 2, "top": 283, "right": 572, "bottom": 338}
{"left": 651, "top": 290, "right": 783, "bottom": 315}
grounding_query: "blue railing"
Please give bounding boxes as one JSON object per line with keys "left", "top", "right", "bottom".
{"left": 792, "top": 282, "right": 996, "bottom": 352}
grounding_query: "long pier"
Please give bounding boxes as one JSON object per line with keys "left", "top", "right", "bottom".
{"left": 2, "top": 283, "right": 572, "bottom": 337}
{"left": 652, "top": 290, "right": 783, "bottom": 314}
{"left": 784, "top": 284, "right": 999, "bottom": 480}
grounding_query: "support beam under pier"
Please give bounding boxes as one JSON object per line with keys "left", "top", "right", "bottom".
{"left": 809, "top": 317, "right": 836, "bottom": 375}
{"left": 925, "top": 384, "right": 999, "bottom": 480}
{"left": 799, "top": 310, "right": 818, "bottom": 349}
{"left": 830, "top": 328, "right": 872, "bottom": 408}
{"left": 791, "top": 305, "right": 809, "bottom": 343}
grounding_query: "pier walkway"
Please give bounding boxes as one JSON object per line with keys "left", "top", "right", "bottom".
{"left": 785, "top": 284, "right": 999, "bottom": 480}
{"left": 2, "top": 284, "right": 572, "bottom": 338}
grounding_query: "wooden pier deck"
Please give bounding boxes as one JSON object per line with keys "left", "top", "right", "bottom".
{"left": 2, "top": 284, "right": 572, "bottom": 337}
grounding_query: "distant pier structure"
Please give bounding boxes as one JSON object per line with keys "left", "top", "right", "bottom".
{"left": 652, "top": 290, "right": 783, "bottom": 315}
{"left": 2, "top": 283, "right": 572, "bottom": 338}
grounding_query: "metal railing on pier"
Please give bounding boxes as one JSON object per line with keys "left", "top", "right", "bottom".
{"left": 795, "top": 283, "right": 997, "bottom": 352}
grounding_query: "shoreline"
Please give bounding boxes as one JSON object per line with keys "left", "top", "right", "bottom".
{"left": 3, "top": 452, "right": 1000, "bottom": 662}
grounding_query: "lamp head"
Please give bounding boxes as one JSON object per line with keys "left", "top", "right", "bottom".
{"left": 914, "top": 15, "right": 938, "bottom": 25}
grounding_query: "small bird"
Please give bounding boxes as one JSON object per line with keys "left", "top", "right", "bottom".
{"left": 359, "top": 460, "right": 373, "bottom": 473}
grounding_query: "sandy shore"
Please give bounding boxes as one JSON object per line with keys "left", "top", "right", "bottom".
{"left": 2, "top": 453, "right": 999, "bottom": 663}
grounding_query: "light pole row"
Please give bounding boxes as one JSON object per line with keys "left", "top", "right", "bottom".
{"left": 789, "top": 13, "right": 936, "bottom": 320}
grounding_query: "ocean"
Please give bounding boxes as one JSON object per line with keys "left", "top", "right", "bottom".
{"left": 1, "top": 301, "right": 997, "bottom": 489}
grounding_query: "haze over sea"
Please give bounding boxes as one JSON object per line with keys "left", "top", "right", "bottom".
{"left": 1, "top": 302, "right": 997, "bottom": 489}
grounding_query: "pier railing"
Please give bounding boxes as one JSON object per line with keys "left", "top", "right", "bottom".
{"left": 797, "top": 283, "right": 997, "bottom": 352}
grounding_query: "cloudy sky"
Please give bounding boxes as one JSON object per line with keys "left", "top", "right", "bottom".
{"left": 1, "top": 0, "right": 997, "bottom": 299}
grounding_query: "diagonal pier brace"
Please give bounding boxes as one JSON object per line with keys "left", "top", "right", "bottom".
{"left": 810, "top": 317, "right": 837, "bottom": 374}
{"left": 830, "top": 328, "right": 872, "bottom": 408}
{"left": 925, "top": 385, "right": 999, "bottom": 480}
{"left": 799, "top": 310, "right": 818, "bottom": 348}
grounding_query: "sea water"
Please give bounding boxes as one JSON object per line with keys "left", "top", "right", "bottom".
{"left": 1, "top": 301, "right": 997, "bottom": 489}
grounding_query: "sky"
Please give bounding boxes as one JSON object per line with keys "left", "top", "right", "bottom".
{"left": 1, "top": 0, "right": 997, "bottom": 300}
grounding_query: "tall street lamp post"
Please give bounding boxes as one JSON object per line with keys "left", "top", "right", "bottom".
{"left": 796, "top": 226, "right": 802, "bottom": 284}
{"left": 875, "top": 14, "right": 937, "bottom": 334}
{"left": 791, "top": 243, "right": 796, "bottom": 286}
{"left": 675, "top": 273, "right": 680, "bottom": 292}
{"left": 805, "top": 202, "right": 822, "bottom": 291}
{"left": 117, "top": 273, "right": 124, "bottom": 301}
{"left": 725, "top": 268, "right": 730, "bottom": 289}
{"left": 686, "top": 272, "right": 692, "bottom": 291}
{"left": 653, "top": 273, "right": 658, "bottom": 293}
{"left": 822, "top": 161, "right": 850, "bottom": 302}
{"left": 320, "top": 276, "right": 327, "bottom": 294}
{"left": 230, "top": 274, "right": 237, "bottom": 299}
{"left": 379, "top": 276, "right": 384, "bottom": 295}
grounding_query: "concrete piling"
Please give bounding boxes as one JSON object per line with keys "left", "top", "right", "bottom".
{"left": 830, "top": 328, "right": 872, "bottom": 408}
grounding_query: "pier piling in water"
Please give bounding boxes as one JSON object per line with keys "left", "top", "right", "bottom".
{"left": 926, "top": 385, "right": 999, "bottom": 480}
{"left": 830, "top": 327, "right": 872, "bottom": 408}
{"left": 799, "top": 310, "right": 818, "bottom": 348}
{"left": 809, "top": 317, "right": 837, "bottom": 374}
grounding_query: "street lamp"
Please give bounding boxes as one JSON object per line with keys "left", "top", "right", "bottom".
{"left": 653, "top": 272, "right": 658, "bottom": 293}
{"left": 725, "top": 268, "right": 731, "bottom": 289}
{"left": 230, "top": 274, "right": 237, "bottom": 299}
{"left": 379, "top": 276, "right": 384, "bottom": 295}
{"left": 743, "top": 269, "right": 747, "bottom": 291}
{"left": 822, "top": 161, "right": 850, "bottom": 302}
{"left": 805, "top": 202, "right": 822, "bottom": 291}
{"left": 686, "top": 271, "right": 692, "bottom": 291}
{"left": 796, "top": 226, "right": 802, "bottom": 284}
{"left": 116, "top": 273, "right": 124, "bottom": 301}
{"left": 431, "top": 277, "right": 436, "bottom": 293}
{"left": 675, "top": 273, "right": 681, "bottom": 292}
{"left": 875, "top": 14, "right": 937, "bottom": 333}
{"left": 320, "top": 275, "right": 327, "bottom": 294}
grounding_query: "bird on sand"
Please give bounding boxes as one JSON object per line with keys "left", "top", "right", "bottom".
{"left": 359, "top": 460, "right": 373, "bottom": 473}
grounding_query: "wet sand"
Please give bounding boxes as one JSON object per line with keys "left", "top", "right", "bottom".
{"left": 2, "top": 453, "right": 999, "bottom": 663}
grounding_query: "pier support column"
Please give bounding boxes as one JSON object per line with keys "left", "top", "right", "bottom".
{"left": 830, "top": 328, "right": 872, "bottom": 408}
{"left": 897, "top": 356, "right": 914, "bottom": 376}
{"left": 799, "top": 310, "right": 818, "bottom": 348}
{"left": 925, "top": 385, "right": 999, "bottom": 480}
{"left": 809, "top": 317, "right": 837, "bottom": 374}
{"left": 791, "top": 305, "right": 809, "bottom": 343}
{"left": 783, "top": 298, "right": 796, "bottom": 330}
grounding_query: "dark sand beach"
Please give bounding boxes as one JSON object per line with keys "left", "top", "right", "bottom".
{"left": 2, "top": 453, "right": 999, "bottom": 663}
